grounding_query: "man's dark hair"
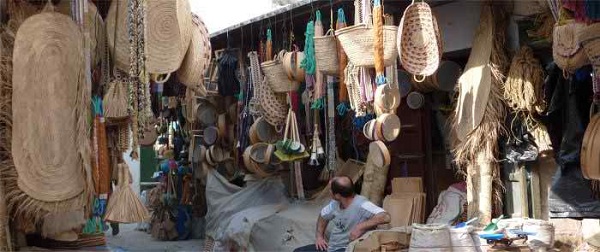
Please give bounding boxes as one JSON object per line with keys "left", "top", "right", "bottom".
{"left": 331, "top": 176, "right": 355, "bottom": 198}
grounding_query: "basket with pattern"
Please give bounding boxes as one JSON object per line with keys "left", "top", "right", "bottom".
{"left": 398, "top": 1, "right": 443, "bottom": 80}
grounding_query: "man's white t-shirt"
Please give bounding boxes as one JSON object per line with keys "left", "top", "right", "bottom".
{"left": 320, "top": 195, "right": 385, "bottom": 252}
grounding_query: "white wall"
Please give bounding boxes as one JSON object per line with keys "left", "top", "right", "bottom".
{"left": 433, "top": 1, "right": 482, "bottom": 53}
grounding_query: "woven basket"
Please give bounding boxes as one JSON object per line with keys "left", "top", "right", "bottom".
{"left": 582, "top": 114, "right": 600, "bottom": 180}
{"left": 106, "top": 0, "right": 130, "bottom": 72}
{"left": 554, "top": 22, "right": 590, "bottom": 73}
{"left": 144, "top": 0, "right": 192, "bottom": 74}
{"left": 261, "top": 52, "right": 299, "bottom": 93}
{"left": 56, "top": 0, "right": 104, "bottom": 67}
{"left": 259, "top": 78, "right": 288, "bottom": 127}
{"left": 398, "top": 2, "right": 443, "bottom": 77}
{"left": 177, "top": 14, "right": 211, "bottom": 95}
{"left": 336, "top": 23, "right": 398, "bottom": 67}
{"left": 314, "top": 29, "right": 339, "bottom": 75}
{"left": 12, "top": 11, "right": 88, "bottom": 204}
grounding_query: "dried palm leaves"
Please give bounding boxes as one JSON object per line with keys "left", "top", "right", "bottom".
{"left": 453, "top": 1, "right": 509, "bottom": 224}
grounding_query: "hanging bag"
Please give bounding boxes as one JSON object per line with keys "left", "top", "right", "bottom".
{"left": 398, "top": 1, "right": 443, "bottom": 81}
{"left": 314, "top": 29, "right": 339, "bottom": 75}
{"left": 553, "top": 19, "right": 589, "bottom": 74}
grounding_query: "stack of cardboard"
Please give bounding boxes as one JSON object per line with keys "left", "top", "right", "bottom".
{"left": 383, "top": 177, "right": 426, "bottom": 227}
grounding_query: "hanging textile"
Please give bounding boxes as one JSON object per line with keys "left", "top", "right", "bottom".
{"left": 218, "top": 50, "right": 241, "bottom": 97}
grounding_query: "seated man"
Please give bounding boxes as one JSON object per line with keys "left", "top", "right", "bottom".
{"left": 294, "top": 176, "right": 391, "bottom": 252}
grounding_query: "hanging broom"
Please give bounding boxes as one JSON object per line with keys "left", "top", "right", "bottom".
{"left": 336, "top": 8, "right": 351, "bottom": 116}
{"left": 104, "top": 163, "right": 150, "bottom": 223}
{"left": 312, "top": 11, "right": 325, "bottom": 110}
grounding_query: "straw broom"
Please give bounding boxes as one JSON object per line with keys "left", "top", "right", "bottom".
{"left": 104, "top": 163, "right": 150, "bottom": 223}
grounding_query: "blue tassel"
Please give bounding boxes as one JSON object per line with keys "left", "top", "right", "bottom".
{"left": 352, "top": 114, "right": 375, "bottom": 130}
{"left": 376, "top": 75, "right": 386, "bottom": 86}
{"left": 336, "top": 102, "right": 350, "bottom": 116}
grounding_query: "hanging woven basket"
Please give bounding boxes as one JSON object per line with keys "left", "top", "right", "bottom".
{"left": 314, "top": 29, "right": 339, "bottom": 75}
{"left": 554, "top": 21, "right": 590, "bottom": 73}
{"left": 144, "top": 0, "right": 192, "bottom": 74}
{"left": 261, "top": 50, "right": 300, "bottom": 93}
{"left": 398, "top": 1, "right": 443, "bottom": 78}
{"left": 582, "top": 113, "right": 600, "bottom": 180}
{"left": 336, "top": 23, "right": 398, "bottom": 67}
{"left": 106, "top": 0, "right": 130, "bottom": 72}
{"left": 55, "top": 0, "right": 105, "bottom": 67}
{"left": 177, "top": 14, "right": 211, "bottom": 96}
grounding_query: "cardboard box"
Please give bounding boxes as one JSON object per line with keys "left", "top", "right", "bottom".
{"left": 391, "top": 177, "right": 423, "bottom": 194}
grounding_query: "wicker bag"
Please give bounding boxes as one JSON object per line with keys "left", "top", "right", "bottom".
{"left": 398, "top": 2, "right": 443, "bottom": 79}
{"left": 553, "top": 21, "right": 590, "bottom": 73}
{"left": 261, "top": 50, "right": 299, "bottom": 93}
{"left": 177, "top": 14, "right": 211, "bottom": 96}
{"left": 314, "top": 29, "right": 339, "bottom": 75}
{"left": 144, "top": 0, "right": 192, "bottom": 74}
{"left": 336, "top": 23, "right": 398, "bottom": 67}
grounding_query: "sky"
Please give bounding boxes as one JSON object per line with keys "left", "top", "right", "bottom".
{"left": 190, "top": 0, "right": 275, "bottom": 33}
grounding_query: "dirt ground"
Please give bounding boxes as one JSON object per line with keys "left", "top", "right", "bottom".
{"left": 105, "top": 224, "right": 204, "bottom": 251}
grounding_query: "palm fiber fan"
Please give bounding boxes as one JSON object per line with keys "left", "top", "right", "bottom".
{"left": 105, "top": 162, "right": 150, "bottom": 223}
{"left": 10, "top": 3, "right": 92, "bottom": 237}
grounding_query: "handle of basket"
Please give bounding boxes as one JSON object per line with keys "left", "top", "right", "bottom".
{"left": 413, "top": 74, "right": 426, "bottom": 83}
{"left": 591, "top": 103, "right": 599, "bottom": 119}
{"left": 152, "top": 73, "right": 171, "bottom": 84}
{"left": 325, "top": 29, "right": 335, "bottom": 37}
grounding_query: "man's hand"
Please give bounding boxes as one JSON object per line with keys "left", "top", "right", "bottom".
{"left": 315, "top": 236, "right": 328, "bottom": 251}
{"left": 349, "top": 226, "right": 365, "bottom": 241}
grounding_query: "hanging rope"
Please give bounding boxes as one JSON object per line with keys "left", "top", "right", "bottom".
{"left": 266, "top": 29, "right": 273, "bottom": 61}
{"left": 373, "top": 0, "right": 386, "bottom": 85}
{"left": 336, "top": 8, "right": 351, "bottom": 116}
{"left": 300, "top": 23, "right": 316, "bottom": 75}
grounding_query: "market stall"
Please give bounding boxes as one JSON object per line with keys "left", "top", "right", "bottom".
{"left": 0, "top": 0, "right": 599, "bottom": 251}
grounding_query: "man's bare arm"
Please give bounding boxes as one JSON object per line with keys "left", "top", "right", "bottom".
{"left": 316, "top": 215, "right": 329, "bottom": 239}
{"left": 356, "top": 212, "right": 391, "bottom": 231}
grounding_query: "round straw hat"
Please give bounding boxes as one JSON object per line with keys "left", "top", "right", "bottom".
{"left": 145, "top": 0, "right": 192, "bottom": 74}
{"left": 106, "top": 0, "right": 130, "bottom": 72}
{"left": 177, "top": 14, "right": 211, "bottom": 93}
{"left": 369, "top": 141, "right": 391, "bottom": 167}
{"left": 12, "top": 11, "right": 86, "bottom": 202}
{"left": 55, "top": 0, "right": 105, "bottom": 67}
{"left": 582, "top": 114, "right": 600, "bottom": 180}
{"left": 398, "top": 2, "right": 443, "bottom": 78}
{"left": 377, "top": 113, "right": 401, "bottom": 142}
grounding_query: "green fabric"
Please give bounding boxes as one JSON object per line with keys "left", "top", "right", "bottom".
{"left": 300, "top": 21, "right": 316, "bottom": 75}
{"left": 140, "top": 146, "right": 157, "bottom": 183}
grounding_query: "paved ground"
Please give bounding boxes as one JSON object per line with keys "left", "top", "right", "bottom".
{"left": 106, "top": 224, "right": 204, "bottom": 252}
